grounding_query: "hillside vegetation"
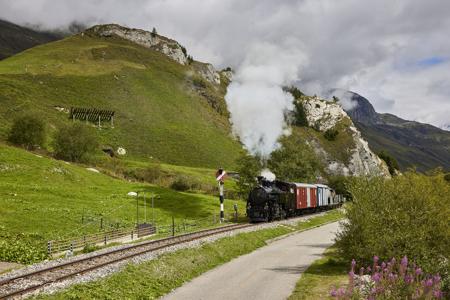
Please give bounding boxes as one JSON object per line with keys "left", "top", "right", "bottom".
{"left": 0, "top": 30, "right": 241, "bottom": 168}
{"left": 0, "top": 144, "right": 245, "bottom": 263}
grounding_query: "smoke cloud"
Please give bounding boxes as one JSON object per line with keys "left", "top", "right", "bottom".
{"left": 225, "top": 43, "right": 307, "bottom": 157}
{"left": 261, "top": 169, "right": 276, "bottom": 181}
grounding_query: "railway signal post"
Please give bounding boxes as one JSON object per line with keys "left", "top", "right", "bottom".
{"left": 216, "top": 168, "right": 226, "bottom": 223}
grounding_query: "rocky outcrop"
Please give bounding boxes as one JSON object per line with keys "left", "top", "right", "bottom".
{"left": 303, "top": 96, "right": 390, "bottom": 177}
{"left": 88, "top": 24, "right": 187, "bottom": 65}
{"left": 195, "top": 63, "right": 221, "bottom": 85}
{"left": 303, "top": 96, "right": 347, "bottom": 131}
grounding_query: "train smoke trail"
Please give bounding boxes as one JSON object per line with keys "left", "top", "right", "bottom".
{"left": 225, "top": 42, "right": 307, "bottom": 158}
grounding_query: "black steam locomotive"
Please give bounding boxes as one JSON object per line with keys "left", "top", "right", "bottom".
{"left": 246, "top": 178, "right": 342, "bottom": 222}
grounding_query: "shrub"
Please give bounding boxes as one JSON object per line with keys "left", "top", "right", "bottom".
{"left": 445, "top": 173, "right": 450, "bottom": 182}
{"left": 192, "top": 76, "right": 207, "bottom": 88}
{"left": 134, "top": 164, "right": 164, "bottom": 183}
{"left": 82, "top": 244, "right": 101, "bottom": 254}
{"left": 378, "top": 150, "right": 399, "bottom": 175}
{"left": 0, "top": 239, "right": 48, "bottom": 264}
{"left": 170, "top": 175, "right": 198, "bottom": 191}
{"left": 331, "top": 256, "right": 444, "bottom": 299}
{"left": 324, "top": 128, "right": 339, "bottom": 141}
{"left": 335, "top": 172, "right": 450, "bottom": 292}
{"left": 53, "top": 123, "right": 99, "bottom": 162}
{"left": 8, "top": 113, "right": 46, "bottom": 150}
{"left": 327, "top": 175, "right": 352, "bottom": 200}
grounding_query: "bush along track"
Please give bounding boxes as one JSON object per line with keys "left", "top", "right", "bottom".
{"left": 33, "top": 210, "right": 343, "bottom": 299}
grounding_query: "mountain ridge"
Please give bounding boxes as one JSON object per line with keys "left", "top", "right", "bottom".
{"left": 0, "top": 19, "right": 63, "bottom": 60}
{"left": 335, "top": 90, "right": 450, "bottom": 172}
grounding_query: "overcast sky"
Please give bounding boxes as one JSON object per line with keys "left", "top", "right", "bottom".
{"left": 1, "top": 0, "right": 449, "bottom": 129}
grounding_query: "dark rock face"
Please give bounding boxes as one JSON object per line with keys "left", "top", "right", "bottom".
{"left": 345, "top": 91, "right": 380, "bottom": 124}
{"left": 331, "top": 90, "right": 450, "bottom": 172}
{"left": 0, "top": 19, "right": 61, "bottom": 60}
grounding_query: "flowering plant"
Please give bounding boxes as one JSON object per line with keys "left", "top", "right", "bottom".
{"left": 330, "top": 256, "right": 443, "bottom": 299}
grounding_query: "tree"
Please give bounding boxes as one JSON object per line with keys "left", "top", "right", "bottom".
{"left": 8, "top": 113, "right": 46, "bottom": 150}
{"left": 268, "top": 134, "right": 322, "bottom": 182}
{"left": 284, "top": 86, "right": 309, "bottom": 127}
{"left": 445, "top": 173, "right": 450, "bottom": 182}
{"left": 53, "top": 123, "right": 99, "bottom": 162}
{"left": 235, "top": 152, "right": 262, "bottom": 199}
{"left": 324, "top": 128, "right": 339, "bottom": 141}
{"left": 327, "top": 175, "right": 352, "bottom": 200}
{"left": 378, "top": 150, "right": 400, "bottom": 176}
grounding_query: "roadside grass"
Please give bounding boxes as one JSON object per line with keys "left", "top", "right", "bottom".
{"left": 295, "top": 209, "right": 344, "bottom": 230}
{"left": 288, "top": 246, "right": 348, "bottom": 300}
{"left": 0, "top": 144, "right": 246, "bottom": 263}
{"left": 34, "top": 211, "right": 344, "bottom": 300}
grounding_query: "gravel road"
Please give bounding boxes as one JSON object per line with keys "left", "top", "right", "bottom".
{"left": 162, "top": 221, "right": 340, "bottom": 300}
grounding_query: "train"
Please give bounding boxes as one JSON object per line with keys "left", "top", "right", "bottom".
{"left": 246, "top": 177, "right": 343, "bottom": 222}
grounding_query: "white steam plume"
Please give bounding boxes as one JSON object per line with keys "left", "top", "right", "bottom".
{"left": 261, "top": 169, "right": 276, "bottom": 181}
{"left": 225, "top": 42, "right": 307, "bottom": 157}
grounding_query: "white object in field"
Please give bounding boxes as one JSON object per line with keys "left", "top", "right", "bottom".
{"left": 117, "top": 147, "right": 126, "bottom": 155}
{"left": 86, "top": 167, "right": 100, "bottom": 173}
{"left": 127, "top": 191, "right": 138, "bottom": 197}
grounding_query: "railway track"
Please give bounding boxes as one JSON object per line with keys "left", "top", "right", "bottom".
{"left": 0, "top": 223, "right": 252, "bottom": 299}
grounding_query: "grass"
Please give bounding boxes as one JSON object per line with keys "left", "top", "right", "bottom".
{"left": 0, "top": 32, "right": 242, "bottom": 168}
{"left": 0, "top": 143, "right": 246, "bottom": 263}
{"left": 294, "top": 209, "right": 344, "bottom": 230}
{"left": 288, "top": 246, "right": 348, "bottom": 300}
{"left": 34, "top": 210, "right": 343, "bottom": 300}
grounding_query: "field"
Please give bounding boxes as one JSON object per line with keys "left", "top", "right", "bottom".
{"left": 0, "top": 144, "right": 246, "bottom": 263}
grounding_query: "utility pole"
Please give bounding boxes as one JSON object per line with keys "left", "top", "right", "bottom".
{"left": 144, "top": 192, "right": 147, "bottom": 224}
{"left": 216, "top": 168, "right": 226, "bottom": 223}
{"left": 136, "top": 192, "right": 139, "bottom": 226}
{"left": 219, "top": 182, "right": 224, "bottom": 222}
{"left": 152, "top": 194, "right": 155, "bottom": 225}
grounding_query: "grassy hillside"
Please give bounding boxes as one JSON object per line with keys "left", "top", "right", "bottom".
{"left": 0, "top": 144, "right": 245, "bottom": 263}
{"left": 0, "top": 31, "right": 241, "bottom": 168}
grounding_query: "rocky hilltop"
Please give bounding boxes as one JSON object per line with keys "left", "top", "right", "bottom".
{"left": 301, "top": 96, "right": 390, "bottom": 177}
{"left": 87, "top": 24, "right": 225, "bottom": 85}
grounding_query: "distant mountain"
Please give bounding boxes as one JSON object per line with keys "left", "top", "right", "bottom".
{"left": 0, "top": 19, "right": 62, "bottom": 60}
{"left": 334, "top": 90, "right": 450, "bottom": 172}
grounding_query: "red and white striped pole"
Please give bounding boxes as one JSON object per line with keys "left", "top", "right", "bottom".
{"left": 216, "top": 168, "right": 226, "bottom": 223}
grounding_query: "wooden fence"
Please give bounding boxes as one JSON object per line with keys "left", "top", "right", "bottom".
{"left": 47, "top": 224, "right": 155, "bottom": 255}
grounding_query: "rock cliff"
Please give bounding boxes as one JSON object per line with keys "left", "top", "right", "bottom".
{"left": 302, "top": 96, "right": 390, "bottom": 177}
{"left": 88, "top": 24, "right": 188, "bottom": 65}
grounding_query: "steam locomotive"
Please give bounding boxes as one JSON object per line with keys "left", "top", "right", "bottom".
{"left": 246, "top": 177, "right": 343, "bottom": 222}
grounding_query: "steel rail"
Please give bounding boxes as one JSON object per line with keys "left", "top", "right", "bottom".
{"left": 0, "top": 223, "right": 252, "bottom": 299}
